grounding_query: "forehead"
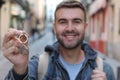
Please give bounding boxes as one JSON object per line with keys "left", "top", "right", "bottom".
{"left": 55, "top": 8, "right": 85, "bottom": 20}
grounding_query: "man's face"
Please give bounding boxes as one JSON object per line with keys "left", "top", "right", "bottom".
{"left": 54, "top": 8, "right": 87, "bottom": 49}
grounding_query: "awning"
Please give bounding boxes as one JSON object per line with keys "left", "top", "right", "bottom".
{"left": 89, "top": 0, "right": 107, "bottom": 16}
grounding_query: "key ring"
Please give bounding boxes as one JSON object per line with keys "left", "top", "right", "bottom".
{"left": 15, "top": 32, "right": 29, "bottom": 55}
{"left": 17, "top": 33, "right": 29, "bottom": 55}
{"left": 20, "top": 44, "right": 29, "bottom": 55}
{"left": 17, "top": 33, "right": 28, "bottom": 44}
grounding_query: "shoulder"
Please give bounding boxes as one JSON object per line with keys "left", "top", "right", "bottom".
{"left": 29, "top": 54, "right": 39, "bottom": 66}
{"left": 28, "top": 54, "right": 40, "bottom": 79}
{"left": 30, "top": 54, "right": 39, "bottom": 61}
{"left": 103, "top": 61, "right": 115, "bottom": 80}
{"left": 29, "top": 52, "right": 50, "bottom": 65}
{"left": 103, "top": 61, "right": 113, "bottom": 73}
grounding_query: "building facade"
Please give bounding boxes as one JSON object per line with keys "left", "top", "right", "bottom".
{"left": 82, "top": 0, "right": 120, "bottom": 61}
{"left": 0, "top": 0, "right": 29, "bottom": 49}
{"left": 0, "top": 0, "right": 5, "bottom": 49}
{"left": 0, "top": 0, "right": 46, "bottom": 49}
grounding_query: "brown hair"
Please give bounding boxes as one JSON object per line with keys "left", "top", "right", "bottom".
{"left": 54, "top": 0, "right": 86, "bottom": 21}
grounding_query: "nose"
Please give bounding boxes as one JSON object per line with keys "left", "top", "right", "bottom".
{"left": 65, "top": 22, "right": 74, "bottom": 31}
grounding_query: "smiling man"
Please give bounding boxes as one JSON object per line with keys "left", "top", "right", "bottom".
{"left": 54, "top": 6, "right": 86, "bottom": 49}
{"left": 2, "top": 0, "right": 115, "bottom": 80}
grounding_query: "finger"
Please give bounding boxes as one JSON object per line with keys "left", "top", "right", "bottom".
{"left": 3, "top": 46, "right": 19, "bottom": 58}
{"left": 93, "top": 69, "right": 104, "bottom": 74}
{"left": 91, "top": 70, "right": 106, "bottom": 80}
{"left": 4, "top": 39, "right": 22, "bottom": 50}
{"left": 11, "top": 30, "right": 29, "bottom": 45}
{"left": 91, "top": 73, "right": 102, "bottom": 78}
{"left": 91, "top": 75, "right": 104, "bottom": 80}
{"left": 8, "top": 28, "right": 23, "bottom": 33}
{"left": 93, "top": 70, "right": 106, "bottom": 77}
{"left": 3, "top": 29, "right": 22, "bottom": 44}
{"left": 4, "top": 40, "right": 16, "bottom": 49}
{"left": 91, "top": 78, "right": 103, "bottom": 80}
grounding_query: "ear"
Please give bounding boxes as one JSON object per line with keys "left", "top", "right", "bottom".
{"left": 84, "top": 22, "right": 88, "bottom": 29}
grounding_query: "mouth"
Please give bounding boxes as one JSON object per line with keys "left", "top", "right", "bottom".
{"left": 62, "top": 31, "right": 79, "bottom": 41}
{"left": 63, "top": 33, "right": 78, "bottom": 41}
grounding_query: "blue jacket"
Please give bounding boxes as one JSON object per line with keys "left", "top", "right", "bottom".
{"left": 5, "top": 41, "right": 115, "bottom": 80}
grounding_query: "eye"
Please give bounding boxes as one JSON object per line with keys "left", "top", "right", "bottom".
{"left": 58, "top": 19, "right": 67, "bottom": 24}
{"left": 59, "top": 20, "right": 67, "bottom": 24}
{"left": 73, "top": 19, "right": 82, "bottom": 24}
{"left": 73, "top": 18, "right": 82, "bottom": 24}
{"left": 74, "top": 20, "right": 81, "bottom": 23}
{"left": 73, "top": 20, "right": 81, "bottom": 24}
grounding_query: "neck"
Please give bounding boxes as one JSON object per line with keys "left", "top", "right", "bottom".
{"left": 59, "top": 46, "right": 85, "bottom": 64}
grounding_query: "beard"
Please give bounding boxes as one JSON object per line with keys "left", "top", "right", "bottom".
{"left": 56, "top": 30, "right": 85, "bottom": 50}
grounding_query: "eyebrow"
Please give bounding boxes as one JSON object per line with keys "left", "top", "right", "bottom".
{"left": 73, "top": 18, "right": 82, "bottom": 22}
{"left": 58, "top": 18, "right": 67, "bottom": 22}
{"left": 57, "top": 18, "right": 83, "bottom": 22}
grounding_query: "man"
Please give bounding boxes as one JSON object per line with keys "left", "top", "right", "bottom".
{"left": 2, "top": 0, "right": 115, "bottom": 80}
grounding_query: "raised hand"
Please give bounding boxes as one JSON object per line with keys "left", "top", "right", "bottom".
{"left": 2, "top": 28, "right": 29, "bottom": 74}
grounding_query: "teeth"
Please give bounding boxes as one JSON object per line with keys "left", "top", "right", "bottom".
{"left": 65, "top": 35, "right": 75, "bottom": 40}
{"left": 65, "top": 34, "right": 75, "bottom": 36}
{"left": 67, "top": 35, "right": 74, "bottom": 37}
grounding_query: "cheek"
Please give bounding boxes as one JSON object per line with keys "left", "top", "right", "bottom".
{"left": 77, "top": 27, "right": 85, "bottom": 33}
{"left": 55, "top": 30, "right": 62, "bottom": 36}
{"left": 54, "top": 27, "right": 64, "bottom": 34}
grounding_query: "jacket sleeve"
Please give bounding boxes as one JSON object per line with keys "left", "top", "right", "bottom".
{"left": 103, "top": 61, "right": 116, "bottom": 80}
{"left": 4, "top": 55, "right": 39, "bottom": 80}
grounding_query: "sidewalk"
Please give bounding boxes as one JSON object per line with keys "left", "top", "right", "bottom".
{"left": 0, "top": 51, "right": 13, "bottom": 80}
{"left": 29, "top": 31, "right": 54, "bottom": 58}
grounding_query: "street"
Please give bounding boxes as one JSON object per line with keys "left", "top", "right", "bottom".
{"left": 29, "top": 28, "right": 55, "bottom": 58}
{"left": 0, "top": 26, "right": 120, "bottom": 80}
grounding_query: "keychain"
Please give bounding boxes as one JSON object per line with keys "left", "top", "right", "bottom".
{"left": 17, "top": 33, "right": 28, "bottom": 44}
{"left": 17, "top": 33, "right": 29, "bottom": 55}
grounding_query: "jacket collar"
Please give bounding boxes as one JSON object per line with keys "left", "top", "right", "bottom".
{"left": 45, "top": 41, "right": 98, "bottom": 61}
{"left": 81, "top": 41, "right": 98, "bottom": 60}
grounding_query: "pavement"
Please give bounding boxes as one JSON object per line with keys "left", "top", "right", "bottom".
{"left": 29, "top": 30, "right": 55, "bottom": 58}
{"left": 0, "top": 26, "right": 120, "bottom": 80}
{"left": 0, "top": 51, "right": 13, "bottom": 80}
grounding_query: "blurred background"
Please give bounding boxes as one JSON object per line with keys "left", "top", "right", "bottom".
{"left": 0, "top": 0, "right": 120, "bottom": 80}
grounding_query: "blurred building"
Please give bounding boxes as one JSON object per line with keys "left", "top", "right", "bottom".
{"left": 0, "top": 0, "right": 29, "bottom": 49}
{"left": 0, "top": 0, "right": 5, "bottom": 49}
{"left": 0, "top": 0, "right": 46, "bottom": 49}
{"left": 27, "top": 0, "right": 46, "bottom": 34}
{"left": 82, "top": 0, "right": 120, "bottom": 61}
